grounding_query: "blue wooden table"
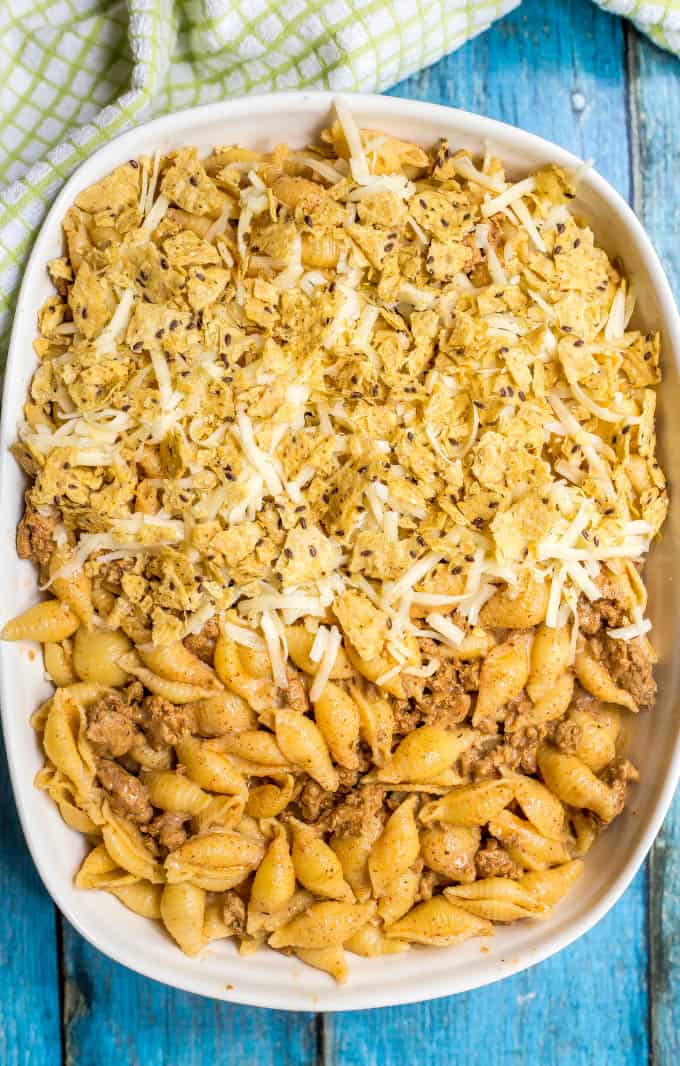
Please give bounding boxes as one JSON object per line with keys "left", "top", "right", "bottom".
{"left": 2, "top": 1, "right": 679, "bottom": 1062}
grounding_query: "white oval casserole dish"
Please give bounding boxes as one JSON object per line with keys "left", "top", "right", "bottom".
{"left": 1, "top": 91, "right": 679, "bottom": 1011}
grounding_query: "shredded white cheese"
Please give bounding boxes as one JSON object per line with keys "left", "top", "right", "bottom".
{"left": 309, "top": 625, "right": 342, "bottom": 701}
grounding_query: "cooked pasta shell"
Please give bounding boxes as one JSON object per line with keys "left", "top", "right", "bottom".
{"left": 60, "top": 681, "right": 112, "bottom": 709}
{"left": 313, "top": 682, "right": 360, "bottom": 769}
{"left": 350, "top": 685, "right": 394, "bottom": 766}
{"left": 269, "top": 900, "right": 375, "bottom": 949}
{"left": 385, "top": 897, "right": 493, "bottom": 947}
{"left": 245, "top": 773, "right": 295, "bottom": 819}
{"left": 273, "top": 175, "right": 327, "bottom": 209}
{"left": 211, "top": 729, "right": 289, "bottom": 767}
{"left": 537, "top": 745, "right": 623, "bottom": 822}
{"left": 292, "top": 821, "right": 355, "bottom": 901}
{"left": 568, "top": 810, "right": 599, "bottom": 857}
{"left": 167, "top": 863, "right": 253, "bottom": 893}
{"left": 75, "top": 844, "right": 138, "bottom": 890}
{"left": 524, "top": 672, "right": 575, "bottom": 727}
{"left": 118, "top": 653, "right": 216, "bottom": 704}
{"left": 2, "top": 599, "right": 79, "bottom": 642}
{"left": 445, "top": 878, "right": 548, "bottom": 922}
{"left": 527, "top": 623, "right": 572, "bottom": 704}
{"left": 479, "top": 578, "right": 549, "bottom": 628}
{"left": 128, "top": 738, "right": 174, "bottom": 772}
{"left": 286, "top": 626, "right": 353, "bottom": 678}
{"left": 274, "top": 707, "right": 338, "bottom": 791}
{"left": 101, "top": 803, "right": 164, "bottom": 883}
{"left": 368, "top": 795, "right": 420, "bottom": 896}
{"left": 203, "top": 898, "right": 235, "bottom": 942}
{"left": 295, "top": 945, "right": 348, "bottom": 983}
{"left": 237, "top": 645, "right": 273, "bottom": 680}
{"left": 419, "top": 779, "right": 513, "bottom": 827}
{"left": 255, "top": 890, "right": 315, "bottom": 936}
{"left": 376, "top": 726, "right": 475, "bottom": 784}
{"left": 345, "top": 920, "right": 408, "bottom": 957}
{"left": 73, "top": 626, "right": 132, "bottom": 686}
{"left": 442, "top": 628, "right": 496, "bottom": 660}
{"left": 111, "top": 880, "right": 163, "bottom": 920}
{"left": 176, "top": 737, "right": 247, "bottom": 797}
{"left": 507, "top": 773, "right": 567, "bottom": 841}
{"left": 574, "top": 643, "right": 636, "bottom": 711}
{"left": 420, "top": 825, "right": 480, "bottom": 883}
{"left": 169, "top": 830, "right": 263, "bottom": 870}
{"left": 139, "top": 641, "right": 220, "bottom": 688}
{"left": 49, "top": 547, "right": 95, "bottom": 629}
{"left": 376, "top": 867, "right": 420, "bottom": 926}
{"left": 190, "top": 690, "right": 256, "bottom": 736}
{"left": 331, "top": 831, "right": 377, "bottom": 904}
{"left": 44, "top": 640, "right": 77, "bottom": 686}
{"left": 142, "top": 770, "right": 211, "bottom": 815}
{"left": 520, "top": 859, "right": 584, "bottom": 908}
{"left": 561, "top": 708, "right": 620, "bottom": 772}
{"left": 161, "top": 882, "right": 206, "bottom": 956}
{"left": 193, "top": 795, "right": 246, "bottom": 833}
{"left": 441, "top": 898, "right": 539, "bottom": 923}
{"left": 301, "top": 234, "right": 342, "bottom": 269}
{"left": 473, "top": 631, "right": 532, "bottom": 726}
{"left": 487, "top": 810, "right": 571, "bottom": 870}
{"left": 345, "top": 638, "right": 419, "bottom": 698}
{"left": 214, "top": 635, "right": 277, "bottom": 711}
{"left": 250, "top": 826, "right": 296, "bottom": 914}
{"left": 43, "top": 688, "right": 96, "bottom": 798}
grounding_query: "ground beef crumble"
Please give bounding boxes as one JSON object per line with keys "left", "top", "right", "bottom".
{"left": 146, "top": 811, "right": 188, "bottom": 851}
{"left": 475, "top": 838, "right": 522, "bottom": 879}
{"left": 86, "top": 692, "right": 143, "bottom": 758}
{"left": 283, "top": 665, "right": 309, "bottom": 713}
{"left": 320, "top": 783, "right": 385, "bottom": 836}
{"left": 16, "top": 504, "right": 58, "bottom": 569}
{"left": 222, "top": 891, "right": 247, "bottom": 936}
{"left": 578, "top": 593, "right": 627, "bottom": 635}
{"left": 139, "top": 694, "right": 195, "bottom": 748}
{"left": 183, "top": 616, "right": 219, "bottom": 663}
{"left": 97, "top": 758, "right": 153, "bottom": 824}
{"left": 589, "top": 633, "right": 656, "bottom": 711}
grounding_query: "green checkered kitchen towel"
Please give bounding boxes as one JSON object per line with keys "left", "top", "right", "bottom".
{"left": 1, "top": 0, "right": 679, "bottom": 359}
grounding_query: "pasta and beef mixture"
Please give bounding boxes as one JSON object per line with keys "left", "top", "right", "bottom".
{"left": 4, "top": 101, "right": 668, "bottom": 980}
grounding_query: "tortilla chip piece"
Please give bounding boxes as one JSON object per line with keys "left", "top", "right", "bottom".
{"left": 187, "top": 266, "right": 230, "bottom": 311}
{"left": 163, "top": 230, "right": 222, "bottom": 267}
{"left": 68, "top": 261, "right": 113, "bottom": 338}
{"left": 277, "top": 525, "right": 340, "bottom": 586}
{"left": 160, "top": 148, "right": 224, "bottom": 216}
{"left": 426, "top": 239, "right": 472, "bottom": 280}
{"left": 75, "top": 163, "right": 139, "bottom": 216}
{"left": 334, "top": 589, "right": 388, "bottom": 662}
{"left": 126, "top": 303, "right": 194, "bottom": 351}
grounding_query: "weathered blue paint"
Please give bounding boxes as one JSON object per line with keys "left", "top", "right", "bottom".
{"left": 0, "top": 737, "right": 61, "bottom": 1066}
{"left": 60, "top": 924, "right": 319, "bottom": 1066}
{"left": 1, "top": 1, "right": 678, "bottom": 1063}
{"left": 388, "top": 0, "right": 630, "bottom": 198}
{"left": 633, "top": 29, "right": 680, "bottom": 1066}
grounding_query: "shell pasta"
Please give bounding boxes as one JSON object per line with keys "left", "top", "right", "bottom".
{"left": 4, "top": 100, "right": 667, "bottom": 981}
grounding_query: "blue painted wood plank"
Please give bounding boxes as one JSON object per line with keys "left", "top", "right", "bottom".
{"left": 388, "top": 0, "right": 630, "bottom": 199}
{"left": 327, "top": 2, "right": 649, "bottom": 1061}
{"left": 0, "top": 736, "right": 61, "bottom": 1066}
{"left": 60, "top": 922, "right": 318, "bottom": 1066}
{"left": 322, "top": 870, "right": 648, "bottom": 1066}
{"left": 631, "top": 28, "right": 680, "bottom": 1066}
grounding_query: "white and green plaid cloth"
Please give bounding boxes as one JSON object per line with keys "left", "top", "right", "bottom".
{"left": 1, "top": 0, "right": 679, "bottom": 359}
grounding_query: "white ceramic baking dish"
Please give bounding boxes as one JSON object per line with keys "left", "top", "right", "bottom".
{"left": 1, "top": 92, "right": 679, "bottom": 1012}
